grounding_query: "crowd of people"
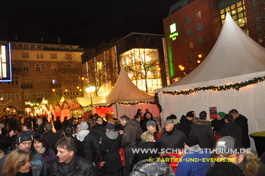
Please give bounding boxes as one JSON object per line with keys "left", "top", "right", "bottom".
{"left": 0, "top": 108, "right": 264, "bottom": 176}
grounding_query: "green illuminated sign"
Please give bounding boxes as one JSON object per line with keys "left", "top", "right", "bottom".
{"left": 169, "top": 23, "right": 179, "bottom": 41}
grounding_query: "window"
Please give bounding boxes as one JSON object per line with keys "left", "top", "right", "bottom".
{"left": 24, "top": 93, "right": 30, "bottom": 99}
{"left": 22, "top": 53, "right": 29, "bottom": 58}
{"left": 185, "top": 17, "right": 191, "bottom": 24}
{"left": 37, "top": 54, "right": 43, "bottom": 59}
{"left": 38, "top": 45, "right": 42, "bottom": 49}
{"left": 198, "top": 37, "right": 206, "bottom": 45}
{"left": 31, "top": 45, "right": 35, "bottom": 49}
{"left": 186, "top": 28, "right": 192, "bottom": 36}
{"left": 51, "top": 53, "right": 57, "bottom": 59}
{"left": 195, "top": 11, "right": 202, "bottom": 18}
{"left": 23, "top": 65, "right": 29, "bottom": 71}
{"left": 196, "top": 23, "right": 204, "bottom": 32}
{"left": 36, "top": 64, "right": 45, "bottom": 71}
{"left": 24, "top": 78, "right": 30, "bottom": 85}
{"left": 188, "top": 41, "right": 194, "bottom": 49}
{"left": 52, "top": 79, "right": 57, "bottom": 84}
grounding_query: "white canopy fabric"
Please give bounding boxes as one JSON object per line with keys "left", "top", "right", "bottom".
{"left": 106, "top": 67, "right": 153, "bottom": 103}
{"left": 156, "top": 13, "right": 265, "bottom": 149}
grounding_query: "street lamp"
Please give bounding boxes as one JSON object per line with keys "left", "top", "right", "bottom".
{"left": 85, "top": 86, "right": 96, "bottom": 107}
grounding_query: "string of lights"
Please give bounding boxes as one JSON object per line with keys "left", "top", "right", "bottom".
{"left": 162, "top": 76, "right": 265, "bottom": 95}
{"left": 82, "top": 100, "right": 156, "bottom": 109}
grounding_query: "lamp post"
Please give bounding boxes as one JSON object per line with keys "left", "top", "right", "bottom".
{"left": 85, "top": 86, "right": 96, "bottom": 107}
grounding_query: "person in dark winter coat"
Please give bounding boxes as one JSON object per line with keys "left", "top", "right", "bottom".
{"left": 0, "top": 127, "right": 11, "bottom": 154}
{"left": 136, "top": 131, "right": 160, "bottom": 162}
{"left": 229, "top": 109, "right": 250, "bottom": 148}
{"left": 159, "top": 119, "right": 187, "bottom": 150}
{"left": 211, "top": 112, "right": 226, "bottom": 132}
{"left": 77, "top": 121, "right": 104, "bottom": 165}
{"left": 91, "top": 116, "right": 106, "bottom": 139}
{"left": 120, "top": 115, "right": 143, "bottom": 176}
{"left": 43, "top": 122, "right": 61, "bottom": 152}
{"left": 50, "top": 137, "right": 96, "bottom": 176}
{"left": 175, "top": 111, "right": 194, "bottom": 137}
{"left": 101, "top": 123, "right": 122, "bottom": 175}
{"left": 54, "top": 117, "right": 63, "bottom": 132}
{"left": 220, "top": 114, "right": 242, "bottom": 143}
{"left": 140, "top": 112, "right": 153, "bottom": 132}
{"left": 189, "top": 118, "right": 215, "bottom": 149}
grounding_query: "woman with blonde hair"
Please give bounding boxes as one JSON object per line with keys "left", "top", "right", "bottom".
{"left": 2, "top": 149, "right": 31, "bottom": 176}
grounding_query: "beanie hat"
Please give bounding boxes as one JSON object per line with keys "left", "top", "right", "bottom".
{"left": 218, "top": 112, "right": 226, "bottom": 119}
{"left": 106, "top": 123, "right": 115, "bottom": 130}
{"left": 215, "top": 136, "right": 242, "bottom": 156}
{"left": 16, "top": 131, "right": 33, "bottom": 144}
{"left": 146, "top": 120, "right": 156, "bottom": 127}
{"left": 186, "top": 111, "right": 194, "bottom": 118}
{"left": 80, "top": 121, "right": 89, "bottom": 130}
{"left": 164, "top": 119, "right": 174, "bottom": 125}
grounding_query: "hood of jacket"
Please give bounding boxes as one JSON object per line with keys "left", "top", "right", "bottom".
{"left": 106, "top": 130, "right": 119, "bottom": 140}
{"left": 125, "top": 119, "right": 137, "bottom": 127}
{"left": 192, "top": 119, "right": 211, "bottom": 126}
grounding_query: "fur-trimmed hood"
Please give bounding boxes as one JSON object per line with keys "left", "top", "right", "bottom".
{"left": 192, "top": 119, "right": 211, "bottom": 126}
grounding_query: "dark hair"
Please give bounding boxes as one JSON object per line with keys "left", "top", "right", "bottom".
{"left": 95, "top": 116, "right": 102, "bottom": 121}
{"left": 229, "top": 109, "right": 239, "bottom": 114}
{"left": 56, "top": 137, "right": 76, "bottom": 153}
{"left": 134, "top": 115, "right": 140, "bottom": 120}
{"left": 143, "top": 112, "right": 153, "bottom": 120}
{"left": 56, "top": 116, "right": 60, "bottom": 121}
{"left": 199, "top": 111, "right": 207, "bottom": 120}
{"left": 167, "top": 114, "right": 177, "bottom": 120}
{"left": 64, "top": 127, "right": 73, "bottom": 137}
{"left": 44, "top": 122, "right": 52, "bottom": 131}
{"left": 186, "top": 111, "right": 194, "bottom": 118}
{"left": 224, "top": 114, "right": 233, "bottom": 122}
{"left": 34, "top": 134, "right": 50, "bottom": 150}
{"left": 120, "top": 115, "right": 129, "bottom": 121}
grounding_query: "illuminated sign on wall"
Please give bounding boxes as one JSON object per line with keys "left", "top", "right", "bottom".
{"left": 0, "top": 43, "right": 12, "bottom": 82}
{"left": 169, "top": 23, "right": 179, "bottom": 41}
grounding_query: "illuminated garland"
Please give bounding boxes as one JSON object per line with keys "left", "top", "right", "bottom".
{"left": 162, "top": 76, "right": 265, "bottom": 95}
{"left": 82, "top": 101, "right": 156, "bottom": 109}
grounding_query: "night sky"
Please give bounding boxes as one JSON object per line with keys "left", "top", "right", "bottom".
{"left": 0, "top": 0, "right": 176, "bottom": 48}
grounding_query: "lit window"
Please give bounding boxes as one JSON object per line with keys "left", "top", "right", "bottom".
{"left": 188, "top": 41, "right": 194, "bottom": 49}
{"left": 195, "top": 11, "right": 202, "bottom": 18}
{"left": 221, "top": 14, "right": 226, "bottom": 20}
{"left": 220, "top": 9, "right": 225, "bottom": 14}
{"left": 231, "top": 4, "right": 236, "bottom": 10}
{"left": 225, "top": 7, "right": 230, "bottom": 12}
{"left": 237, "top": 1, "right": 242, "bottom": 7}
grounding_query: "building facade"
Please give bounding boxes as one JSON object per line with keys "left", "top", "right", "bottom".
{"left": 82, "top": 33, "right": 169, "bottom": 98}
{"left": 163, "top": 0, "right": 265, "bottom": 82}
{"left": 0, "top": 41, "right": 83, "bottom": 115}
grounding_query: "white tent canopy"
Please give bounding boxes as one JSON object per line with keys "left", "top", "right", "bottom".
{"left": 156, "top": 13, "right": 265, "bottom": 148}
{"left": 106, "top": 67, "right": 153, "bottom": 103}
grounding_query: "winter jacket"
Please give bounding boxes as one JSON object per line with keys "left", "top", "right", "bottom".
{"left": 220, "top": 121, "right": 242, "bottom": 143}
{"left": 49, "top": 156, "right": 96, "bottom": 176}
{"left": 189, "top": 119, "right": 215, "bottom": 149}
{"left": 175, "top": 118, "right": 192, "bottom": 137}
{"left": 101, "top": 130, "right": 122, "bottom": 172}
{"left": 43, "top": 131, "right": 61, "bottom": 152}
{"left": 176, "top": 145, "right": 211, "bottom": 176}
{"left": 135, "top": 142, "right": 160, "bottom": 161}
{"left": 122, "top": 119, "right": 143, "bottom": 151}
{"left": 159, "top": 128, "right": 187, "bottom": 150}
{"left": 42, "top": 148, "right": 57, "bottom": 169}
{"left": 0, "top": 148, "right": 47, "bottom": 176}
{"left": 91, "top": 123, "right": 106, "bottom": 138}
{"left": 211, "top": 118, "right": 225, "bottom": 132}
{"left": 234, "top": 114, "right": 250, "bottom": 148}
{"left": 81, "top": 132, "right": 103, "bottom": 163}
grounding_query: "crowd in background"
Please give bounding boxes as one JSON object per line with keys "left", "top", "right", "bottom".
{"left": 0, "top": 108, "right": 264, "bottom": 176}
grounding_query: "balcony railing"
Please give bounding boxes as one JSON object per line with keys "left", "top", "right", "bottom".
{"left": 21, "top": 84, "right": 33, "bottom": 89}
{"left": 51, "top": 83, "right": 62, "bottom": 88}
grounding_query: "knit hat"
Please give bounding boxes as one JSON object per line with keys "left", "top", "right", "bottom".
{"left": 164, "top": 119, "right": 174, "bottom": 125}
{"left": 106, "top": 130, "right": 118, "bottom": 140}
{"left": 218, "top": 112, "right": 226, "bottom": 119}
{"left": 80, "top": 121, "right": 89, "bottom": 130}
{"left": 106, "top": 123, "right": 115, "bottom": 130}
{"left": 186, "top": 111, "right": 194, "bottom": 118}
{"left": 146, "top": 120, "right": 156, "bottom": 127}
{"left": 215, "top": 136, "right": 242, "bottom": 156}
{"left": 16, "top": 131, "right": 33, "bottom": 144}
{"left": 206, "top": 162, "right": 244, "bottom": 176}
